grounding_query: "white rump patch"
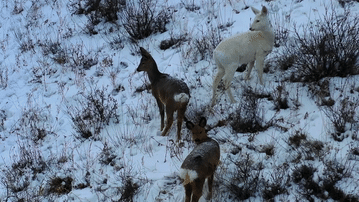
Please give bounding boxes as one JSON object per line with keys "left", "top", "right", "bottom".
{"left": 174, "top": 93, "right": 189, "bottom": 103}
{"left": 179, "top": 168, "right": 198, "bottom": 185}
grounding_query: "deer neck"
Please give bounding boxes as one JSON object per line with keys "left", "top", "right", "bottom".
{"left": 146, "top": 62, "right": 163, "bottom": 85}
{"left": 262, "top": 28, "right": 275, "bottom": 44}
{"left": 195, "top": 137, "right": 211, "bottom": 145}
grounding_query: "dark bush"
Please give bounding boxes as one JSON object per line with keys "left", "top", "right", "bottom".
{"left": 121, "top": 0, "right": 172, "bottom": 42}
{"left": 272, "top": 12, "right": 290, "bottom": 47}
{"left": 184, "top": 3, "right": 200, "bottom": 11}
{"left": 192, "top": 26, "right": 222, "bottom": 62}
{"left": 262, "top": 184, "right": 286, "bottom": 200}
{"left": 39, "top": 40, "right": 66, "bottom": 63}
{"left": 66, "top": 86, "right": 119, "bottom": 139}
{"left": 71, "top": 0, "right": 126, "bottom": 23}
{"left": 338, "top": 0, "right": 359, "bottom": 7}
{"left": 159, "top": 35, "right": 187, "bottom": 50}
{"left": 262, "top": 164, "right": 289, "bottom": 200}
{"left": 1, "top": 142, "right": 47, "bottom": 201}
{"left": 13, "top": 30, "right": 35, "bottom": 53}
{"left": 225, "top": 153, "right": 262, "bottom": 200}
{"left": 292, "top": 164, "right": 316, "bottom": 183}
{"left": 119, "top": 178, "right": 139, "bottom": 202}
{"left": 110, "top": 33, "right": 125, "bottom": 50}
{"left": 272, "top": 84, "right": 289, "bottom": 111}
{"left": 69, "top": 45, "right": 99, "bottom": 70}
{"left": 289, "top": 131, "right": 307, "bottom": 148}
{"left": 292, "top": 165, "right": 323, "bottom": 200}
{"left": 99, "top": 143, "right": 117, "bottom": 165}
{"left": 40, "top": 41, "right": 98, "bottom": 69}
{"left": 229, "top": 86, "right": 271, "bottom": 133}
{"left": 292, "top": 162, "right": 358, "bottom": 201}
{"left": 322, "top": 97, "right": 358, "bottom": 140}
{"left": 321, "top": 160, "right": 358, "bottom": 201}
{"left": 48, "top": 176, "right": 73, "bottom": 195}
{"left": 277, "top": 7, "right": 359, "bottom": 82}
{"left": 16, "top": 106, "right": 53, "bottom": 143}
{"left": 289, "top": 130, "right": 324, "bottom": 161}
{"left": 307, "top": 79, "right": 332, "bottom": 106}
{"left": 0, "top": 68, "right": 8, "bottom": 90}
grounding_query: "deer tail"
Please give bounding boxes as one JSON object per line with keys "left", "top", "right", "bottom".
{"left": 174, "top": 93, "right": 189, "bottom": 103}
{"left": 179, "top": 168, "right": 198, "bottom": 185}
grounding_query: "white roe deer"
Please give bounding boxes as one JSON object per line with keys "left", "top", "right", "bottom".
{"left": 179, "top": 117, "right": 220, "bottom": 202}
{"left": 137, "top": 47, "right": 190, "bottom": 141}
{"left": 211, "top": 6, "right": 274, "bottom": 106}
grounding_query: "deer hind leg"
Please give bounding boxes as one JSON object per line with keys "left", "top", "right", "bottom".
{"left": 205, "top": 174, "right": 214, "bottom": 200}
{"left": 211, "top": 64, "right": 225, "bottom": 107}
{"left": 191, "top": 178, "right": 205, "bottom": 202}
{"left": 161, "top": 106, "right": 174, "bottom": 136}
{"left": 245, "top": 61, "right": 255, "bottom": 81}
{"left": 155, "top": 98, "right": 165, "bottom": 130}
{"left": 176, "top": 104, "right": 187, "bottom": 141}
{"left": 223, "top": 63, "right": 238, "bottom": 103}
{"left": 184, "top": 183, "right": 192, "bottom": 202}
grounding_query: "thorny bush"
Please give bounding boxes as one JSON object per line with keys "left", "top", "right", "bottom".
{"left": 277, "top": 7, "right": 359, "bottom": 82}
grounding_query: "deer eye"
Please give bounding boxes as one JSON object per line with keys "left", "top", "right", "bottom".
{"left": 256, "top": 20, "right": 260, "bottom": 22}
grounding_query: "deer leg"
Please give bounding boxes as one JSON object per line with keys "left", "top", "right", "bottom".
{"left": 245, "top": 61, "right": 255, "bottom": 81}
{"left": 206, "top": 174, "right": 214, "bottom": 200}
{"left": 155, "top": 98, "right": 165, "bottom": 130}
{"left": 256, "top": 58, "right": 265, "bottom": 85}
{"left": 191, "top": 178, "right": 205, "bottom": 202}
{"left": 211, "top": 66, "right": 225, "bottom": 107}
{"left": 223, "top": 64, "right": 238, "bottom": 103}
{"left": 161, "top": 106, "right": 174, "bottom": 136}
{"left": 184, "top": 183, "right": 192, "bottom": 202}
{"left": 176, "top": 105, "right": 187, "bottom": 142}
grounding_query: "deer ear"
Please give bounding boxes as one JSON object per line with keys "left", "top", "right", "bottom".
{"left": 261, "top": 6, "right": 268, "bottom": 15}
{"left": 199, "top": 117, "right": 207, "bottom": 127}
{"left": 140, "top": 47, "right": 151, "bottom": 58}
{"left": 186, "top": 121, "right": 195, "bottom": 130}
{"left": 251, "top": 7, "right": 260, "bottom": 15}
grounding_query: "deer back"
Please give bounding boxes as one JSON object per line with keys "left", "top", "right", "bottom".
{"left": 152, "top": 75, "right": 190, "bottom": 105}
{"left": 181, "top": 138, "right": 220, "bottom": 179}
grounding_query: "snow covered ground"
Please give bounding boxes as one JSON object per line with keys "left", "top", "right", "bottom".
{"left": 1, "top": 0, "right": 359, "bottom": 201}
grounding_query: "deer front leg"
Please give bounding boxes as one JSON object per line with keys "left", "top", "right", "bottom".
{"left": 245, "top": 61, "right": 255, "bottom": 81}
{"left": 155, "top": 98, "right": 165, "bottom": 131}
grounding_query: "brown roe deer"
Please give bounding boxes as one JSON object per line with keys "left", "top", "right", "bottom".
{"left": 179, "top": 117, "right": 220, "bottom": 202}
{"left": 137, "top": 47, "right": 190, "bottom": 141}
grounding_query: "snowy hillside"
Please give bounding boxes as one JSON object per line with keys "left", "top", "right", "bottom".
{"left": 1, "top": 0, "right": 359, "bottom": 201}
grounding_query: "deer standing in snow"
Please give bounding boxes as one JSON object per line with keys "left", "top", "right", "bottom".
{"left": 179, "top": 117, "right": 220, "bottom": 202}
{"left": 137, "top": 47, "right": 190, "bottom": 141}
{"left": 211, "top": 6, "right": 274, "bottom": 106}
